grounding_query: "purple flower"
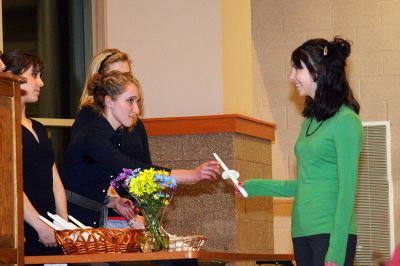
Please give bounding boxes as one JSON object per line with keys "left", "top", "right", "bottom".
{"left": 110, "top": 168, "right": 141, "bottom": 189}
{"left": 110, "top": 168, "right": 140, "bottom": 189}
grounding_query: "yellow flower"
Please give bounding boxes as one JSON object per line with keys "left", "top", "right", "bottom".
{"left": 119, "top": 167, "right": 175, "bottom": 209}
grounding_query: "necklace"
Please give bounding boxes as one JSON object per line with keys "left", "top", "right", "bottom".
{"left": 305, "top": 117, "right": 324, "bottom": 137}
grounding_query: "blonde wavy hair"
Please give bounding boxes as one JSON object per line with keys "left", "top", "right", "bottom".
{"left": 87, "top": 71, "right": 143, "bottom": 126}
{"left": 79, "top": 48, "right": 143, "bottom": 116}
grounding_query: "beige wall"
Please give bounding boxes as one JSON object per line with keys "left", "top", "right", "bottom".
{"left": 106, "top": 0, "right": 223, "bottom": 118}
{"left": 251, "top": 0, "right": 400, "bottom": 253}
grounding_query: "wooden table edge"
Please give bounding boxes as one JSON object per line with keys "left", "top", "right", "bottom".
{"left": 25, "top": 251, "right": 294, "bottom": 264}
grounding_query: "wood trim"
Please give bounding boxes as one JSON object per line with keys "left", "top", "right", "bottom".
{"left": 32, "top": 114, "right": 276, "bottom": 141}
{"left": 0, "top": 74, "right": 24, "bottom": 265}
{"left": 273, "top": 198, "right": 294, "bottom": 204}
{"left": 31, "top": 118, "right": 74, "bottom": 127}
{"left": 0, "top": 73, "right": 26, "bottom": 97}
{"left": 0, "top": 248, "right": 17, "bottom": 264}
{"left": 25, "top": 251, "right": 294, "bottom": 264}
{"left": 142, "top": 114, "right": 276, "bottom": 141}
{"left": 0, "top": 72, "right": 26, "bottom": 83}
{"left": 13, "top": 80, "right": 24, "bottom": 266}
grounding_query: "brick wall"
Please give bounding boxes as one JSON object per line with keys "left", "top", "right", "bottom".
{"left": 251, "top": 0, "right": 400, "bottom": 254}
{"left": 149, "top": 132, "right": 273, "bottom": 257}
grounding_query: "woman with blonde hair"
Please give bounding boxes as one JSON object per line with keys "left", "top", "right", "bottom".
{"left": 73, "top": 48, "right": 220, "bottom": 184}
{"left": 73, "top": 48, "right": 139, "bottom": 135}
{"left": 65, "top": 49, "right": 220, "bottom": 228}
{"left": 78, "top": 49, "right": 135, "bottom": 111}
{"left": 64, "top": 71, "right": 145, "bottom": 227}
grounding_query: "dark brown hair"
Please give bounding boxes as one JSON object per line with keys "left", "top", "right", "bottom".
{"left": 291, "top": 36, "right": 359, "bottom": 121}
{"left": 1, "top": 50, "right": 44, "bottom": 75}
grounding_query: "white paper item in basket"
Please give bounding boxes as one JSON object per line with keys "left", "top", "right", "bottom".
{"left": 187, "top": 239, "right": 206, "bottom": 251}
{"left": 169, "top": 236, "right": 190, "bottom": 251}
{"left": 168, "top": 235, "right": 205, "bottom": 252}
{"left": 65, "top": 231, "right": 101, "bottom": 242}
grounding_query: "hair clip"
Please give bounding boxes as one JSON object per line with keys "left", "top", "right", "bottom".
{"left": 323, "top": 46, "right": 328, "bottom": 56}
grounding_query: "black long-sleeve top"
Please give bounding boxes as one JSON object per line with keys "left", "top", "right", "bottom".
{"left": 72, "top": 106, "right": 153, "bottom": 165}
{"left": 62, "top": 112, "right": 168, "bottom": 227}
{"left": 63, "top": 115, "right": 159, "bottom": 201}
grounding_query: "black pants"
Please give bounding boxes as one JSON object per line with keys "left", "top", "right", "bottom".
{"left": 292, "top": 234, "right": 357, "bottom": 266}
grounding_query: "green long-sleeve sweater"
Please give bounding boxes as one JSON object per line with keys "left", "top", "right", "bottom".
{"left": 244, "top": 105, "right": 363, "bottom": 266}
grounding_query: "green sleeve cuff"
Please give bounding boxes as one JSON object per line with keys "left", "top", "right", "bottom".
{"left": 244, "top": 179, "right": 297, "bottom": 198}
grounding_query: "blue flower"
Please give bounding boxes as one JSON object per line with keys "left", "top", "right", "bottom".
{"left": 158, "top": 175, "right": 177, "bottom": 189}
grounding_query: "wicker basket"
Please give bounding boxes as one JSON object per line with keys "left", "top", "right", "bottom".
{"left": 168, "top": 235, "right": 207, "bottom": 252}
{"left": 55, "top": 228, "right": 143, "bottom": 255}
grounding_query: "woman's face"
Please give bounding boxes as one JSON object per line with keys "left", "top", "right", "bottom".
{"left": 20, "top": 66, "right": 44, "bottom": 105}
{"left": 289, "top": 61, "right": 317, "bottom": 98}
{"left": 106, "top": 82, "right": 140, "bottom": 130}
{"left": 106, "top": 61, "right": 131, "bottom": 74}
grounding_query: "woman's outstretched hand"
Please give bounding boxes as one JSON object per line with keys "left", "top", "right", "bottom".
{"left": 113, "top": 197, "right": 135, "bottom": 220}
{"left": 171, "top": 160, "right": 220, "bottom": 184}
{"left": 195, "top": 160, "right": 221, "bottom": 181}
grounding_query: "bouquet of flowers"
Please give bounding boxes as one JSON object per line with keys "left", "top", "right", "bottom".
{"left": 111, "top": 168, "right": 177, "bottom": 251}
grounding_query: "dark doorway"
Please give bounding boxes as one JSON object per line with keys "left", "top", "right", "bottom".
{"left": 2, "top": 0, "right": 93, "bottom": 164}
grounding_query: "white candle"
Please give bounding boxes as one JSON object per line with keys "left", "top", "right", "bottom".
{"left": 47, "top": 212, "right": 76, "bottom": 230}
{"left": 212, "top": 153, "right": 229, "bottom": 171}
{"left": 38, "top": 215, "right": 62, "bottom": 231}
{"left": 68, "top": 215, "right": 90, "bottom": 229}
{"left": 213, "top": 152, "right": 248, "bottom": 198}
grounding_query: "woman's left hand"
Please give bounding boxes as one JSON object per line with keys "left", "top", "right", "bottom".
{"left": 325, "top": 262, "right": 338, "bottom": 266}
{"left": 113, "top": 197, "right": 135, "bottom": 220}
{"left": 234, "top": 181, "right": 244, "bottom": 197}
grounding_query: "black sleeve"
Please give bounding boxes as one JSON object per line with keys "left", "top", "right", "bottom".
{"left": 84, "top": 129, "right": 154, "bottom": 173}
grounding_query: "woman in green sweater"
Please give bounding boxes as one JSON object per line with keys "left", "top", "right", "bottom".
{"left": 243, "top": 37, "right": 363, "bottom": 266}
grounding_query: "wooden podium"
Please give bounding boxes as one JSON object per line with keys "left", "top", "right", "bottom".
{"left": 0, "top": 73, "right": 26, "bottom": 265}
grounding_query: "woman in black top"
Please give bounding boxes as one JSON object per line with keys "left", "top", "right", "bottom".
{"left": 72, "top": 48, "right": 152, "bottom": 166}
{"left": 2, "top": 51, "right": 68, "bottom": 256}
{"left": 73, "top": 48, "right": 220, "bottom": 184}
{"left": 64, "top": 70, "right": 219, "bottom": 228}
{"left": 73, "top": 106, "right": 152, "bottom": 166}
{"left": 65, "top": 49, "right": 220, "bottom": 228}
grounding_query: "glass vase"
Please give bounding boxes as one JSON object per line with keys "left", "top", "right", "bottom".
{"left": 139, "top": 206, "right": 169, "bottom": 252}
